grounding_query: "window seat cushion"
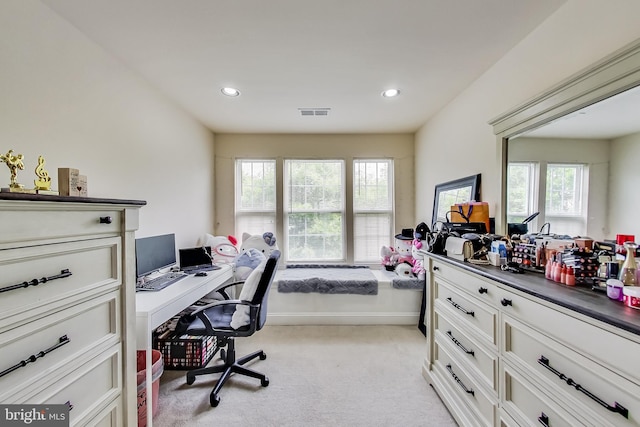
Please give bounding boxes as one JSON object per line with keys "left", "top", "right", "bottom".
{"left": 277, "top": 265, "right": 378, "bottom": 295}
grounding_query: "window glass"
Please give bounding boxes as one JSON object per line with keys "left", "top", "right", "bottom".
{"left": 354, "top": 160, "right": 393, "bottom": 262}
{"left": 235, "top": 159, "right": 276, "bottom": 237}
{"left": 285, "top": 160, "right": 344, "bottom": 261}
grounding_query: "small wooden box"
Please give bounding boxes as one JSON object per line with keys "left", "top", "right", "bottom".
{"left": 78, "top": 174, "right": 88, "bottom": 197}
{"left": 58, "top": 168, "right": 80, "bottom": 196}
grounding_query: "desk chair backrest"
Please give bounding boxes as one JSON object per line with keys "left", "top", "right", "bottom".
{"left": 251, "top": 250, "right": 280, "bottom": 331}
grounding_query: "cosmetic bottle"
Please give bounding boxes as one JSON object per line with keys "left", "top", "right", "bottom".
{"left": 565, "top": 267, "right": 576, "bottom": 286}
{"left": 619, "top": 242, "right": 638, "bottom": 285}
{"left": 553, "top": 262, "right": 562, "bottom": 283}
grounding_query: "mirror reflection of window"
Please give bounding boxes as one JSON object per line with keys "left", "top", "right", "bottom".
{"left": 436, "top": 186, "right": 471, "bottom": 222}
{"left": 507, "top": 162, "right": 537, "bottom": 224}
{"left": 507, "top": 161, "right": 588, "bottom": 236}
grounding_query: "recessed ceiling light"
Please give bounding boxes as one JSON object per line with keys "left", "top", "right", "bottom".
{"left": 382, "top": 89, "right": 400, "bottom": 98}
{"left": 221, "top": 87, "right": 240, "bottom": 97}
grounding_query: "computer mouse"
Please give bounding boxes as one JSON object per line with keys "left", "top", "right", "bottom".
{"left": 195, "top": 272, "right": 208, "bottom": 277}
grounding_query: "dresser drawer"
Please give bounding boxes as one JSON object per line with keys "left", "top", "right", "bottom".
{"left": 433, "top": 340, "right": 497, "bottom": 427}
{"left": 24, "top": 346, "right": 121, "bottom": 427}
{"left": 0, "top": 293, "right": 119, "bottom": 401}
{"left": 0, "top": 206, "right": 121, "bottom": 246}
{"left": 502, "top": 362, "right": 588, "bottom": 427}
{"left": 503, "top": 314, "right": 640, "bottom": 427}
{"left": 82, "top": 399, "right": 121, "bottom": 427}
{"left": 496, "top": 285, "right": 640, "bottom": 383}
{"left": 434, "top": 277, "right": 498, "bottom": 347}
{"left": 433, "top": 259, "right": 502, "bottom": 307}
{"left": 0, "top": 238, "right": 121, "bottom": 327}
{"left": 435, "top": 308, "right": 498, "bottom": 392}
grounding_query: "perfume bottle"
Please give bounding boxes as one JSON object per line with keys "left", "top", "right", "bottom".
{"left": 619, "top": 241, "right": 638, "bottom": 285}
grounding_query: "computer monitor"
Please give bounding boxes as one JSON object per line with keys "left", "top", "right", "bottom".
{"left": 135, "top": 233, "right": 176, "bottom": 278}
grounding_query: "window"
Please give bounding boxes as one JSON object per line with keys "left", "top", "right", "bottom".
{"left": 353, "top": 159, "right": 393, "bottom": 262}
{"left": 545, "top": 163, "right": 586, "bottom": 236}
{"left": 235, "top": 160, "right": 276, "bottom": 237}
{"left": 506, "top": 162, "right": 537, "bottom": 224}
{"left": 235, "top": 158, "right": 395, "bottom": 264}
{"left": 507, "top": 161, "right": 587, "bottom": 236}
{"left": 284, "top": 160, "right": 345, "bottom": 262}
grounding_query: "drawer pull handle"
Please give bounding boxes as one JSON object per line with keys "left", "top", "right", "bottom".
{"left": 99, "top": 216, "right": 112, "bottom": 224}
{"left": 446, "top": 331, "right": 474, "bottom": 356}
{"left": 538, "top": 413, "right": 549, "bottom": 427}
{"left": 433, "top": 266, "right": 440, "bottom": 271}
{"left": 478, "top": 287, "right": 488, "bottom": 294}
{"left": 0, "top": 269, "right": 72, "bottom": 294}
{"left": 446, "top": 297, "right": 474, "bottom": 317}
{"left": 501, "top": 298, "right": 512, "bottom": 307}
{"left": 0, "top": 335, "right": 70, "bottom": 379}
{"left": 538, "top": 355, "right": 629, "bottom": 419}
{"left": 65, "top": 401, "right": 74, "bottom": 412}
{"left": 446, "top": 364, "right": 474, "bottom": 396}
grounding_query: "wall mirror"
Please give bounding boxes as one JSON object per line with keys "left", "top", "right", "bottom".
{"left": 431, "top": 173, "right": 481, "bottom": 227}
{"left": 490, "top": 38, "right": 640, "bottom": 240}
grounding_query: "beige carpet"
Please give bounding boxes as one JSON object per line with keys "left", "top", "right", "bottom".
{"left": 152, "top": 325, "right": 456, "bottom": 427}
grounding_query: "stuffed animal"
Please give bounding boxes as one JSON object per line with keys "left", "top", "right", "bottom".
{"left": 234, "top": 248, "right": 266, "bottom": 281}
{"left": 395, "top": 262, "right": 414, "bottom": 277}
{"left": 380, "top": 245, "right": 399, "bottom": 271}
{"left": 394, "top": 228, "right": 415, "bottom": 269}
{"left": 196, "top": 234, "right": 239, "bottom": 264}
{"left": 411, "top": 237, "right": 426, "bottom": 280}
{"left": 234, "top": 232, "right": 279, "bottom": 280}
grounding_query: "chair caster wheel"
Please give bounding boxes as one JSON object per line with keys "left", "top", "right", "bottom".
{"left": 210, "top": 395, "right": 220, "bottom": 407}
{"left": 261, "top": 377, "right": 269, "bottom": 387}
{"left": 259, "top": 352, "right": 267, "bottom": 360}
{"left": 186, "top": 374, "right": 195, "bottom": 385}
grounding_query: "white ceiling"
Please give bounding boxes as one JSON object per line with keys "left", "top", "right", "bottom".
{"left": 41, "top": 0, "right": 565, "bottom": 134}
{"left": 523, "top": 84, "right": 640, "bottom": 140}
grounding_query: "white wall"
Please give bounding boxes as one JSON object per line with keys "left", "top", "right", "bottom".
{"left": 608, "top": 131, "right": 640, "bottom": 239}
{"left": 215, "top": 133, "right": 415, "bottom": 247}
{"left": 0, "top": 1, "right": 215, "bottom": 248}
{"left": 415, "top": 0, "right": 640, "bottom": 232}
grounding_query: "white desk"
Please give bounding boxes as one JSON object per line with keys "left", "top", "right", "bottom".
{"left": 136, "top": 264, "right": 233, "bottom": 426}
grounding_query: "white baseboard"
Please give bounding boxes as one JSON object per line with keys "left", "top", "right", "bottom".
{"left": 266, "top": 312, "right": 420, "bottom": 325}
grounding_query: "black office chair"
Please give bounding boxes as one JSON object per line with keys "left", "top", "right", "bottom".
{"left": 182, "top": 250, "right": 280, "bottom": 407}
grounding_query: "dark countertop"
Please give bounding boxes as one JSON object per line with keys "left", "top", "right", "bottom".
{"left": 425, "top": 253, "right": 640, "bottom": 337}
{"left": 0, "top": 192, "right": 146, "bottom": 206}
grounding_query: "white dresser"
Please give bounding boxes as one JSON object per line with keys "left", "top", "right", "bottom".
{"left": 0, "top": 194, "right": 144, "bottom": 426}
{"left": 423, "top": 253, "right": 640, "bottom": 427}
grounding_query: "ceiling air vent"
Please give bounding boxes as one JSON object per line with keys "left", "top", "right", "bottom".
{"left": 299, "top": 108, "right": 331, "bottom": 116}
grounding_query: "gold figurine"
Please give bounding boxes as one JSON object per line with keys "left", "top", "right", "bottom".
{"left": 34, "top": 155, "right": 58, "bottom": 194}
{"left": 0, "top": 149, "right": 26, "bottom": 191}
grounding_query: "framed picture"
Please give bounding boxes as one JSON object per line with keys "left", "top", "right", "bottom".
{"left": 432, "top": 174, "right": 481, "bottom": 227}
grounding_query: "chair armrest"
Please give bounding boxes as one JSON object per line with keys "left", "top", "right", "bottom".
{"left": 213, "top": 280, "right": 246, "bottom": 300}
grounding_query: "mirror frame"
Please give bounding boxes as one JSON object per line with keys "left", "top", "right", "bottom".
{"left": 431, "top": 173, "right": 481, "bottom": 228}
{"left": 489, "top": 37, "right": 640, "bottom": 234}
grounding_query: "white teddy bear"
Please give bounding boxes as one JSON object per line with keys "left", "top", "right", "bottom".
{"left": 234, "top": 232, "right": 279, "bottom": 280}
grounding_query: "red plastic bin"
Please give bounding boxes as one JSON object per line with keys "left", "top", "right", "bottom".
{"left": 137, "top": 350, "right": 163, "bottom": 427}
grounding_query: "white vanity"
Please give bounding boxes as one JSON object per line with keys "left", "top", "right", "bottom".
{"left": 422, "top": 253, "right": 640, "bottom": 427}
